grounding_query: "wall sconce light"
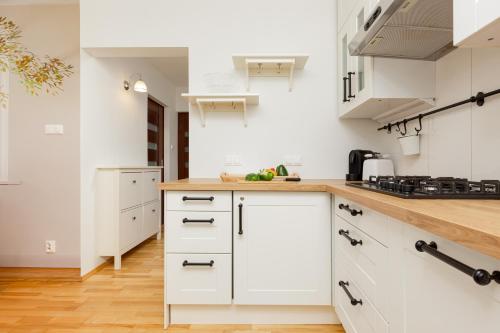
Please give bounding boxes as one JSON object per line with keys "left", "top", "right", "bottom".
{"left": 124, "top": 73, "right": 148, "bottom": 93}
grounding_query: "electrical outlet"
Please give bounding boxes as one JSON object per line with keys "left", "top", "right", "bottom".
{"left": 224, "top": 155, "right": 242, "bottom": 166}
{"left": 284, "top": 154, "right": 303, "bottom": 166}
{"left": 45, "top": 240, "right": 56, "bottom": 254}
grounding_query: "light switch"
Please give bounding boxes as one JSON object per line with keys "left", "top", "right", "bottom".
{"left": 224, "top": 155, "right": 242, "bottom": 166}
{"left": 44, "top": 124, "right": 64, "bottom": 135}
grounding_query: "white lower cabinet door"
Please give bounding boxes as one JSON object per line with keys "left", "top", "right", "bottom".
{"left": 166, "top": 253, "right": 231, "bottom": 305}
{"left": 402, "top": 225, "right": 500, "bottom": 333}
{"left": 119, "top": 207, "right": 142, "bottom": 251}
{"left": 143, "top": 201, "right": 160, "bottom": 239}
{"left": 233, "top": 191, "right": 331, "bottom": 305}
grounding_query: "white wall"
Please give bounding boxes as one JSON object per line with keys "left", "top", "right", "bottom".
{"left": 80, "top": 55, "right": 177, "bottom": 274}
{"left": 393, "top": 47, "right": 500, "bottom": 180}
{"left": 80, "top": 0, "right": 394, "bottom": 182}
{"left": 0, "top": 4, "right": 80, "bottom": 268}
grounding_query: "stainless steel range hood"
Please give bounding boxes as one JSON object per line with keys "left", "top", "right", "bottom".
{"left": 349, "top": 0, "right": 454, "bottom": 61}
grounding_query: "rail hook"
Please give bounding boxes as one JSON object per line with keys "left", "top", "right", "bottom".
{"left": 400, "top": 120, "right": 408, "bottom": 136}
{"left": 386, "top": 123, "right": 392, "bottom": 134}
{"left": 395, "top": 122, "right": 401, "bottom": 133}
{"left": 415, "top": 114, "right": 423, "bottom": 135}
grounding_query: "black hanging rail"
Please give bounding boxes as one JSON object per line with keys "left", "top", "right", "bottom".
{"left": 378, "top": 88, "right": 500, "bottom": 133}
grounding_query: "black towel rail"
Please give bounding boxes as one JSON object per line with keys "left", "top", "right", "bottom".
{"left": 378, "top": 88, "right": 500, "bottom": 133}
{"left": 415, "top": 240, "right": 500, "bottom": 286}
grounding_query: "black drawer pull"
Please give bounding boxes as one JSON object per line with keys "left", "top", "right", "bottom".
{"left": 338, "top": 203, "right": 363, "bottom": 216}
{"left": 182, "top": 218, "right": 214, "bottom": 224}
{"left": 182, "top": 196, "right": 214, "bottom": 202}
{"left": 238, "top": 203, "right": 243, "bottom": 235}
{"left": 343, "top": 77, "right": 350, "bottom": 102}
{"left": 347, "top": 72, "right": 356, "bottom": 98}
{"left": 415, "top": 240, "right": 500, "bottom": 286}
{"left": 182, "top": 260, "right": 214, "bottom": 267}
{"left": 132, "top": 180, "right": 137, "bottom": 184}
{"left": 339, "top": 229, "right": 363, "bottom": 246}
{"left": 132, "top": 216, "right": 137, "bottom": 221}
{"left": 339, "top": 281, "right": 362, "bottom": 306}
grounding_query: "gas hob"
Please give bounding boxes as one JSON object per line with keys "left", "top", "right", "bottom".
{"left": 347, "top": 176, "right": 500, "bottom": 199}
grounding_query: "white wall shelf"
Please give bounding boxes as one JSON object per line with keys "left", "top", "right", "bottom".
{"left": 182, "top": 93, "right": 259, "bottom": 127}
{"left": 232, "top": 54, "right": 309, "bottom": 92}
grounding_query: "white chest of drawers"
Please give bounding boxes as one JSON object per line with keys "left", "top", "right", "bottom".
{"left": 96, "top": 167, "right": 162, "bottom": 269}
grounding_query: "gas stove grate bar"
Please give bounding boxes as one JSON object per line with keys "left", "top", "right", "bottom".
{"left": 377, "top": 88, "right": 500, "bottom": 133}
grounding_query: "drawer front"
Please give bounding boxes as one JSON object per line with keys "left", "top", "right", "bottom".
{"left": 335, "top": 253, "right": 389, "bottom": 333}
{"left": 143, "top": 201, "right": 160, "bottom": 239}
{"left": 119, "top": 172, "right": 142, "bottom": 210}
{"left": 143, "top": 171, "right": 161, "bottom": 203}
{"left": 119, "top": 207, "right": 142, "bottom": 251}
{"left": 335, "top": 196, "right": 388, "bottom": 246}
{"left": 335, "top": 215, "right": 389, "bottom": 314}
{"left": 166, "top": 211, "right": 231, "bottom": 253}
{"left": 165, "top": 253, "right": 231, "bottom": 304}
{"left": 166, "top": 191, "right": 232, "bottom": 212}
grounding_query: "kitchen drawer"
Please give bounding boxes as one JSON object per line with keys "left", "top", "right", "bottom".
{"left": 165, "top": 253, "right": 231, "bottom": 304}
{"left": 166, "top": 211, "right": 231, "bottom": 253}
{"left": 143, "top": 200, "right": 160, "bottom": 239}
{"left": 119, "top": 172, "right": 142, "bottom": 210}
{"left": 119, "top": 207, "right": 142, "bottom": 251}
{"left": 335, "top": 216, "right": 389, "bottom": 313}
{"left": 166, "top": 191, "right": 232, "bottom": 212}
{"left": 335, "top": 196, "right": 389, "bottom": 246}
{"left": 335, "top": 254, "right": 389, "bottom": 333}
{"left": 142, "top": 171, "right": 161, "bottom": 203}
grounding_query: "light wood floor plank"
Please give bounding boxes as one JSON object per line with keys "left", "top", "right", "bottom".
{"left": 0, "top": 237, "right": 345, "bottom": 333}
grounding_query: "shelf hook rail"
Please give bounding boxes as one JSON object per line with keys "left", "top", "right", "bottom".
{"left": 415, "top": 114, "right": 423, "bottom": 135}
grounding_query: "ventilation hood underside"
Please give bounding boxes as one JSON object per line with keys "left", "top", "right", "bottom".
{"left": 349, "top": 0, "right": 454, "bottom": 61}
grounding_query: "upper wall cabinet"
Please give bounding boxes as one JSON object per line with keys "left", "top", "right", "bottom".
{"left": 338, "top": 0, "right": 361, "bottom": 32}
{"left": 454, "top": 0, "right": 500, "bottom": 47}
{"left": 337, "top": 0, "right": 435, "bottom": 122}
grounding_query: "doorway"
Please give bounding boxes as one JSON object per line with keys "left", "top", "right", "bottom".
{"left": 148, "top": 97, "right": 165, "bottom": 225}
{"left": 178, "top": 112, "right": 189, "bottom": 179}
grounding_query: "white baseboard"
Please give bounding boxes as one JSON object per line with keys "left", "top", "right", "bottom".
{"left": 169, "top": 305, "right": 340, "bottom": 324}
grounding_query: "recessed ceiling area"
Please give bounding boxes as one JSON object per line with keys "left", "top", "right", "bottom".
{"left": 142, "top": 57, "right": 188, "bottom": 87}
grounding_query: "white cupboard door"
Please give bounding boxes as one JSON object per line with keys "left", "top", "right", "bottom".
{"left": 143, "top": 201, "right": 160, "bottom": 239}
{"left": 142, "top": 171, "right": 160, "bottom": 203}
{"left": 119, "top": 172, "right": 142, "bottom": 210}
{"left": 119, "top": 207, "right": 142, "bottom": 251}
{"left": 402, "top": 225, "right": 500, "bottom": 333}
{"left": 233, "top": 192, "right": 331, "bottom": 305}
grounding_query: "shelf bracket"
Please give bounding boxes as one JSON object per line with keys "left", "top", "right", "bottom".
{"left": 288, "top": 61, "right": 295, "bottom": 92}
{"left": 195, "top": 97, "right": 247, "bottom": 127}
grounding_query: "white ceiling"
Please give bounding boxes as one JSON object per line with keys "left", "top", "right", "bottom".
{"left": 143, "top": 57, "right": 189, "bottom": 87}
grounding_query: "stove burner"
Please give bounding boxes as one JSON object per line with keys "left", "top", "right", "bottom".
{"left": 348, "top": 176, "right": 500, "bottom": 199}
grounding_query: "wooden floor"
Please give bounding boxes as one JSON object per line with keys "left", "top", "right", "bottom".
{"left": 0, "top": 237, "right": 345, "bottom": 333}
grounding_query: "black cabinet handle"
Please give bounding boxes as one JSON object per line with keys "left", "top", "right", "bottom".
{"left": 338, "top": 203, "right": 363, "bottom": 216}
{"left": 132, "top": 216, "right": 137, "bottom": 221}
{"left": 238, "top": 203, "right": 243, "bottom": 235}
{"left": 415, "top": 240, "right": 500, "bottom": 286}
{"left": 182, "top": 196, "right": 214, "bottom": 202}
{"left": 182, "top": 218, "right": 214, "bottom": 224}
{"left": 182, "top": 260, "right": 214, "bottom": 267}
{"left": 347, "top": 72, "right": 356, "bottom": 98}
{"left": 338, "top": 229, "right": 363, "bottom": 246}
{"left": 339, "top": 281, "right": 362, "bottom": 306}
{"left": 132, "top": 180, "right": 137, "bottom": 184}
{"left": 343, "top": 77, "right": 350, "bottom": 102}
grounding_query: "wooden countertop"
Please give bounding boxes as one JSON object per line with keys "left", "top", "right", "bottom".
{"left": 159, "top": 179, "right": 500, "bottom": 259}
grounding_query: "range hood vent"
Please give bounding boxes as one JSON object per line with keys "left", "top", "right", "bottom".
{"left": 349, "top": 0, "right": 454, "bottom": 61}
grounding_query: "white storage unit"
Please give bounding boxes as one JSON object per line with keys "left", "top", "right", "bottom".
{"left": 337, "top": 0, "right": 435, "bottom": 122}
{"left": 454, "top": 0, "right": 500, "bottom": 47}
{"left": 233, "top": 192, "right": 332, "bottom": 306}
{"left": 165, "top": 191, "right": 233, "bottom": 305}
{"left": 96, "top": 167, "right": 162, "bottom": 270}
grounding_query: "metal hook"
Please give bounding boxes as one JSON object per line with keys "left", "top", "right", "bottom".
{"left": 401, "top": 120, "right": 408, "bottom": 136}
{"left": 257, "top": 63, "right": 263, "bottom": 74}
{"left": 277, "top": 63, "right": 282, "bottom": 74}
{"left": 395, "top": 122, "right": 401, "bottom": 133}
{"left": 415, "top": 114, "right": 423, "bottom": 135}
{"left": 387, "top": 123, "right": 392, "bottom": 134}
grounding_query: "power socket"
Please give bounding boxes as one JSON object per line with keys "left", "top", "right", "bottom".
{"left": 45, "top": 240, "right": 56, "bottom": 254}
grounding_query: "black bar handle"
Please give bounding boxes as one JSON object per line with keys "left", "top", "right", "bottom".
{"left": 343, "top": 77, "right": 350, "bottom": 102}
{"left": 182, "top": 196, "right": 214, "bottom": 202}
{"left": 415, "top": 240, "right": 500, "bottom": 286}
{"left": 238, "top": 203, "right": 243, "bottom": 235}
{"left": 183, "top": 218, "right": 214, "bottom": 224}
{"left": 339, "top": 229, "right": 363, "bottom": 246}
{"left": 182, "top": 260, "right": 214, "bottom": 267}
{"left": 347, "top": 72, "right": 356, "bottom": 98}
{"left": 339, "top": 281, "right": 362, "bottom": 306}
{"left": 338, "top": 203, "right": 363, "bottom": 216}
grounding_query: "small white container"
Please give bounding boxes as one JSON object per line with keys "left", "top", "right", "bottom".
{"left": 398, "top": 134, "right": 420, "bottom": 156}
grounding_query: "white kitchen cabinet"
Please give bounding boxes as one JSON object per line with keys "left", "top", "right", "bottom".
{"left": 454, "top": 0, "right": 500, "bottom": 47}
{"left": 233, "top": 192, "right": 331, "bottom": 305}
{"left": 338, "top": 0, "right": 361, "bottom": 32}
{"left": 402, "top": 224, "right": 500, "bottom": 333}
{"left": 96, "top": 167, "right": 162, "bottom": 270}
{"left": 338, "top": 0, "right": 435, "bottom": 122}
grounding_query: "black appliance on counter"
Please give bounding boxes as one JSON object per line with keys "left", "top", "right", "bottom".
{"left": 347, "top": 175, "right": 500, "bottom": 199}
{"left": 346, "top": 149, "right": 374, "bottom": 181}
